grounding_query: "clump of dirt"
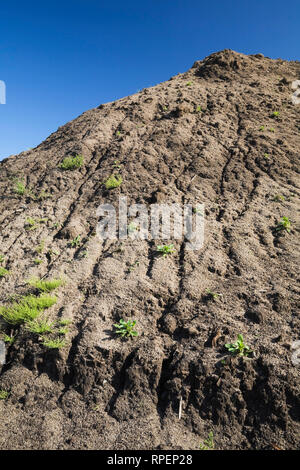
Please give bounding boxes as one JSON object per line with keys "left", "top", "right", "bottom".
{"left": 0, "top": 49, "right": 299, "bottom": 450}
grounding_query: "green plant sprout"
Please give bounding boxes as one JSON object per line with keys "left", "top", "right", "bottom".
{"left": 0, "top": 255, "right": 5, "bottom": 263}
{"left": 206, "top": 289, "right": 220, "bottom": 300}
{"left": 0, "top": 390, "right": 9, "bottom": 400}
{"left": 27, "top": 278, "right": 63, "bottom": 292}
{"left": 26, "top": 318, "right": 54, "bottom": 335}
{"left": 0, "top": 267, "right": 9, "bottom": 278}
{"left": 196, "top": 105, "right": 202, "bottom": 112}
{"left": 276, "top": 216, "right": 291, "bottom": 233}
{"left": 225, "top": 334, "right": 252, "bottom": 357}
{"left": 35, "top": 240, "right": 45, "bottom": 254}
{"left": 2, "top": 333, "right": 15, "bottom": 344}
{"left": 273, "top": 194, "right": 285, "bottom": 202}
{"left": 199, "top": 432, "right": 215, "bottom": 450}
{"left": 70, "top": 235, "right": 81, "bottom": 248}
{"left": 271, "top": 111, "right": 280, "bottom": 118}
{"left": 58, "top": 327, "right": 68, "bottom": 336}
{"left": 59, "top": 155, "right": 84, "bottom": 170}
{"left": 104, "top": 174, "right": 123, "bottom": 190}
{"left": 114, "top": 319, "right": 138, "bottom": 338}
{"left": 259, "top": 125, "right": 265, "bottom": 131}
{"left": 42, "top": 338, "right": 66, "bottom": 349}
{"left": 157, "top": 244, "right": 175, "bottom": 257}
{"left": 58, "top": 318, "right": 72, "bottom": 326}
{"left": 13, "top": 180, "right": 26, "bottom": 195}
{"left": 0, "top": 294, "right": 57, "bottom": 325}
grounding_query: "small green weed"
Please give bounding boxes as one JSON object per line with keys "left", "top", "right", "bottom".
{"left": 225, "top": 334, "right": 252, "bottom": 357}
{"left": 206, "top": 289, "right": 220, "bottom": 301}
{"left": 26, "top": 318, "right": 54, "bottom": 335}
{"left": 2, "top": 333, "right": 15, "bottom": 344}
{"left": 157, "top": 244, "right": 175, "bottom": 257}
{"left": 0, "top": 267, "right": 9, "bottom": 278}
{"left": 70, "top": 235, "right": 81, "bottom": 248}
{"left": 59, "top": 155, "right": 84, "bottom": 170}
{"left": 27, "top": 278, "right": 63, "bottom": 292}
{"left": 114, "top": 319, "right": 138, "bottom": 338}
{"left": 42, "top": 338, "right": 66, "bottom": 349}
{"left": 275, "top": 216, "right": 291, "bottom": 233}
{"left": 0, "top": 390, "right": 9, "bottom": 400}
{"left": 58, "top": 318, "right": 72, "bottom": 326}
{"left": 0, "top": 294, "right": 57, "bottom": 325}
{"left": 199, "top": 432, "right": 214, "bottom": 450}
{"left": 14, "top": 180, "right": 26, "bottom": 195}
{"left": 104, "top": 175, "right": 123, "bottom": 190}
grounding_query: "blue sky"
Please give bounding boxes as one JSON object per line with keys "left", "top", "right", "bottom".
{"left": 0, "top": 0, "right": 299, "bottom": 160}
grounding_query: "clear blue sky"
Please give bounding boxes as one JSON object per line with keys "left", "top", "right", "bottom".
{"left": 0, "top": 0, "right": 299, "bottom": 160}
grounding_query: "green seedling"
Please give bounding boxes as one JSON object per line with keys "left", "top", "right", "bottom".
{"left": 42, "top": 338, "right": 66, "bottom": 349}
{"left": 27, "top": 278, "right": 63, "bottom": 292}
{"left": 264, "top": 153, "right": 270, "bottom": 159}
{"left": 271, "top": 111, "right": 280, "bottom": 118}
{"left": 0, "top": 294, "right": 57, "bottom": 326}
{"left": 0, "top": 390, "right": 9, "bottom": 400}
{"left": 157, "top": 244, "right": 175, "bottom": 257}
{"left": 26, "top": 318, "right": 54, "bottom": 335}
{"left": 0, "top": 255, "right": 5, "bottom": 263}
{"left": 186, "top": 81, "right": 192, "bottom": 86}
{"left": 13, "top": 180, "right": 26, "bottom": 195}
{"left": 225, "top": 334, "right": 252, "bottom": 357}
{"left": 114, "top": 319, "right": 138, "bottom": 338}
{"left": 58, "top": 327, "right": 68, "bottom": 336}
{"left": 129, "top": 261, "right": 140, "bottom": 272}
{"left": 273, "top": 194, "right": 285, "bottom": 202}
{"left": 206, "top": 289, "right": 220, "bottom": 301}
{"left": 275, "top": 216, "right": 291, "bottom": 233}
{"left": 59, "top": 155, "right": 84, "bottom": 170}
{"left": 35, "top": 240, "right": 45, "bottom": 254}
{"left": 25, "top": 217, "right": 47, "bottom": 231}
{"left": 104, "top": 175, "right": 123, "bottom": 190}
{"left": 2, "top": 333, "right": 15, "bottom": 344}
{"left": 196, "top": 106, "right": 202, "bottom": 113}
{"left": 199, "top": 432, "right": 214, "bottom": 450}
{"left": 269, "top": 127, "right": 275, "bottom": 132}
{"left": 259, "top": 125, "right": 265, "bottom": 131}
{"left": 70, "top": 235, "right": 81, "bottom": 248}
{"left": 0, "top": 267, "right": 9, "bottom": 278}
{"left": 34, "top": 258, "right": 43, "bottom": 265}
{"left": 58, "top": 318, "right": 72, "bottom": 326}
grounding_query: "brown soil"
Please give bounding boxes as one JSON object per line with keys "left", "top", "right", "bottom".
{"left": 0, "top": 49, "right": 299, "bottom": 450}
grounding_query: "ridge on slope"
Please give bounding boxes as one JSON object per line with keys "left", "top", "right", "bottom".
{"left": 0, "top": 50, "right": 299, "bottom": 450}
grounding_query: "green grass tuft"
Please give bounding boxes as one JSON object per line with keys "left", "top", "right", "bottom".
{"left": 0, "top": 267, "right": 9, "bottom": 278}
{"left": 27, "top": 278, "right": 63, "bottom": 292}
{"left": 104, "top": 174, "right": 123, "bottom": 190}
{"left": 59, "top": 155, "right": 84, "bottom": 170}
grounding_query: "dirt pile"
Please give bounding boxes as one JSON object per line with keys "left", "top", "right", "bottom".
{"left": 0, "top": 49, "right": 299, "bottom": 450}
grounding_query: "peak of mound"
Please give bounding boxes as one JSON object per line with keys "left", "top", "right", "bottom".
{"left": 0, "top": 51, "right": 299, "bottom": 450}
